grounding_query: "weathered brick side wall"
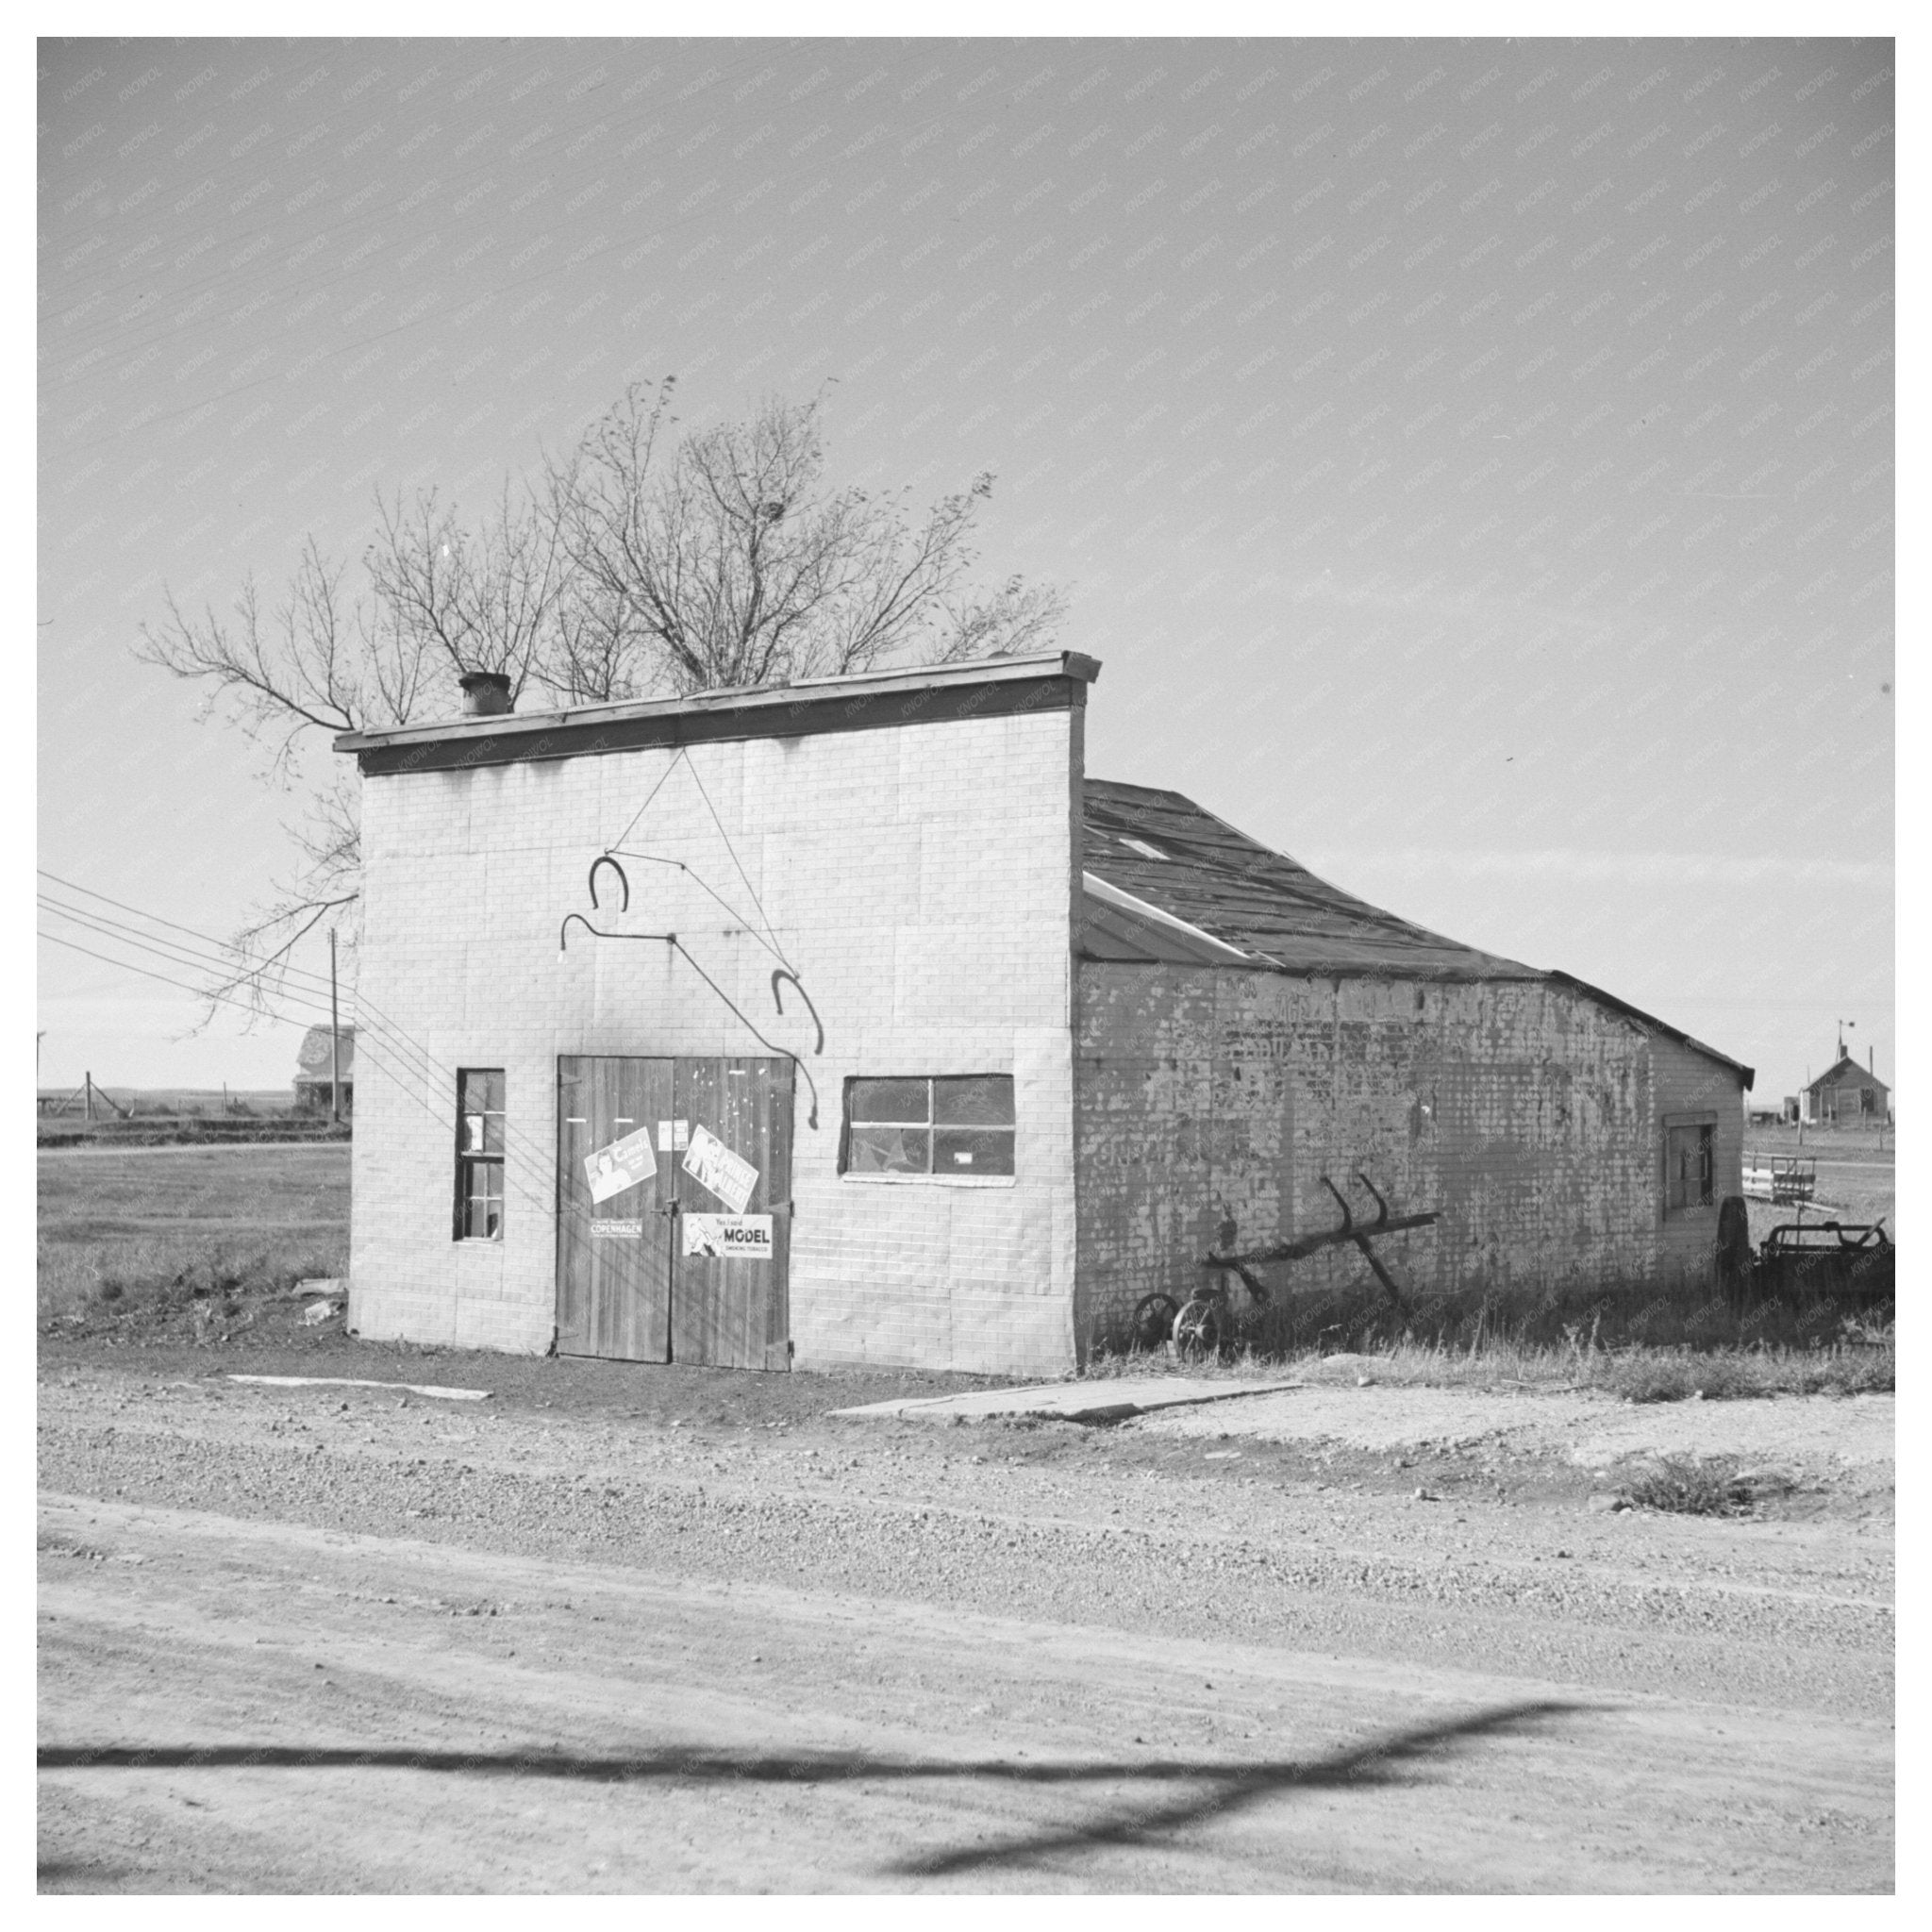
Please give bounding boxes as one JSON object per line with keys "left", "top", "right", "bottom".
{"left": 349, "top": 706, "right": 1079, "bottom": 1374}
{"left": 1073, "top": 964, "right": 1745, "bottom": 1351}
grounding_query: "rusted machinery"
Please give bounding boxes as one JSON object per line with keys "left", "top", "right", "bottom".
{"left": 1132, "top": 1173, "right": 1438, "bottom": 1357}
{"left": 1753, "top": 1218, "right": 1893, "bottom": 1307}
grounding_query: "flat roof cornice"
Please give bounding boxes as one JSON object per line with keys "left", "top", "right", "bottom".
{"left": 336, "top": 651, "right": 1100, "bottom": 774}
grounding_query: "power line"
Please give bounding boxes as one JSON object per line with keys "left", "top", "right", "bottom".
{"left": 41, "top": 869, "right": 343, "bottom": 974}
{"left": 41, "top": 924, "right": 558, "bottom": 1208}
{"left": 39, "top": 891, "right": 337, "bottom": 998}
{"left": 42, "top": 868, "right": 435, "bottom": 1061}
{"left": 38, "top": 885, "right": 560, "bottom": 1201}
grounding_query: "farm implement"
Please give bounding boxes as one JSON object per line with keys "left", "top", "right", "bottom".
{"left": 1133, "top": 1173, "right": 1438, "bottom": 1359}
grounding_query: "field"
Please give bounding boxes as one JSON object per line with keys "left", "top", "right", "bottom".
{"left": 1741, "top": 1126, "right": 1896, "bottom": 1229}
{"left": 38, "top": 1140, "right": 1892, "bottom": 1384}
{"left": 38, "top": 1144, "right": 350, "bottom": 1339}
{"left": 38, "top": 1142, "right": 1894, "bottom": 1890}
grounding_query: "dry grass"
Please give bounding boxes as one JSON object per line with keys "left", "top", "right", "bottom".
{"left": 1596, "top": 1346, "right": 1892, "bottom": 1403}
{"left": 38, "top": 1145, "right": 350, "bottom": 1342}
{"left": 1087, "top": 1280, "right": 1895, "bottom": 1401}
{"left": 38, "top": 1233, "right": 350, "bottom": 1341}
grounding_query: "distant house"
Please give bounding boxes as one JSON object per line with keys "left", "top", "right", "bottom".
{"left": 1801, "top": 1054, "right": 1889, "bottom": 1125}
{"left": 293, "top": 1024, "right": 354, "bottom": 1116}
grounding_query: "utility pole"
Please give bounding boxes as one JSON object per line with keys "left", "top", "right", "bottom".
{"left": 84, "top": 1071, "right": 94, "bottom": 1124}
{"left": 329, "top": 929, "right": 341, "bottom": 1124}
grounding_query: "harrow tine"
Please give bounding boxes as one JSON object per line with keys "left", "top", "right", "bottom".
{"left": 1320, "top": 1174, "right": 1354, "bottom": 1237}
{"left": 1355, "top": 1171, "right": 1391, "bottom": 1232}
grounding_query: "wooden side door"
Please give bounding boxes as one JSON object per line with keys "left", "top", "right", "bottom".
{"left": 555, "top": 1056, "right": 675, "bottom": 1361}
{"left": 670, "top": 1056, "right": 792, "bottom": 1371}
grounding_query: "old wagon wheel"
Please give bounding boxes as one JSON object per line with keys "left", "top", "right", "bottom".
{"left": 1130, "top": 1293, "right": 1180, "bottom": 1352}
{"left": 1172, "top": 1298, "right": 1223, "bottom": 1362}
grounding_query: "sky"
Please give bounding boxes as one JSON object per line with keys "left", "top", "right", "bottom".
{"left": 37, "top": 33, "right": 1895, "bottom": 1106}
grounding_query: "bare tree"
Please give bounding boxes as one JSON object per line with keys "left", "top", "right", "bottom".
{"left": 134, "top": 488, "right": 570, "bottom": 1011}
{"left": 134, "top": 383, "right": 1069, "bottom": 1011}
{"left": 544, "top": 381, "right": 1068, "bottom": 697}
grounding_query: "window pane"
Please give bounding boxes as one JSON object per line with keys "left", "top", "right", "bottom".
{"left": 459, "top": 1069, "right": 502, "bottom": 1111}
{"left": 462, "top": 1160, "right": 503, "bottom": 1239}
{"left": 934, "top": 1126, "right": 1015, "bottom": 1175}
{"left": 933, "top": 1075, "right": 1014, "bottom": 1126}
{"left": 459, "top": 1073, "right": 505, "bottom": 1148}
{"left": 850, "top": 1078, "right": 929, "bottom": 1124}
{"left": 847, "top": 1124, "right": 931, "bottom": 1174}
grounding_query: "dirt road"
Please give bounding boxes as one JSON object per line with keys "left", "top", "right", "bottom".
{"left": 38, "top": 1357, "right": 1892, "bottom": 1892}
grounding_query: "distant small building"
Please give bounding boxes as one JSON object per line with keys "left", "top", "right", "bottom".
{"left": 293, "top": 1024, "right": 354, "bottom": 1116}
{"left": 1801, "top": 1054, "right": 1889, "bottom": 1124}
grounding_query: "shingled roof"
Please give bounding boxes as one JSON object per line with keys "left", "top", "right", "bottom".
{"left": 1077, "top": 779, "right": 1753, "bottom": 1085}
{"left": 1080, "top": 780, "right": 1541, "bottom": 979}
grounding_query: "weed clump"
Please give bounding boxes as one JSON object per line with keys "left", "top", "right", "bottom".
{"left": 1601, "top": 1355, "right": 1755, "bottom": 1403}
{"left": 1618, "top": 1456, "right": 1758, "bottom": 1516}
{"left": 42, "top": 1237, "right": 347, "bottom": 1342}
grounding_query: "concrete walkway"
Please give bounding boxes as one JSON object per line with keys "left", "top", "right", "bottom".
{"left": 831, "top": 1375, "right": 1304, "bottom": 1424}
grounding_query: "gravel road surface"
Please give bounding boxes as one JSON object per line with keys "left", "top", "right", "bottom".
{"left": 39, "top": 1357, "right": 1893, "bottom": 1892}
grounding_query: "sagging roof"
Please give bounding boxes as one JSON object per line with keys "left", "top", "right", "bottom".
{"left": 1082, "top": 780, "right": 1541, "bottom": 980}
{"left": 1080, "top": 780, "right": 1754, "bottom": 1086}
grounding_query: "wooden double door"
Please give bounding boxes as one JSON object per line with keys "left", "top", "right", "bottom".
{"left": 556, "top": 1055, "right": 792, "bottom": 1370}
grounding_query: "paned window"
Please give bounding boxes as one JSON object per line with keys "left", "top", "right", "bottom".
{"left": 455, "top": 1069, "right": 506, "bottom": 1239}
{"left": 843, "top": 1075, "right": 1015, "bottom": 1177}
{"left": 1665, "top": 1122, "right": 1714, "bottom": 1214}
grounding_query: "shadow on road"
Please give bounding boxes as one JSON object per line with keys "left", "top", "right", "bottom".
{"left": 888, "top": 1699, "right": 1582, "bottom": 1874}
{"left": 41, "top": 1699, "right": 1586, "bottom": 1875}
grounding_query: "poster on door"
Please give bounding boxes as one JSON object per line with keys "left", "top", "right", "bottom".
{"left": 681, "top": 1124, "right": 758, "bottom": 1214}
{"left": 584, "top": 1125, "right": 657, "bottom": 1204}
{"left": 682, "top": 1214, "right": 774, "bottom": 1259}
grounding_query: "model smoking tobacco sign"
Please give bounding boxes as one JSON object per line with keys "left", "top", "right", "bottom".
{"left": 681, "top": 1124, "right": 758, "bottom": 1214}
{"left": 584, "top": 1125, "right": 656, "bottom": 1204}
{"left": 682, "top": 1214, "right": 774, "bottom": 1259}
